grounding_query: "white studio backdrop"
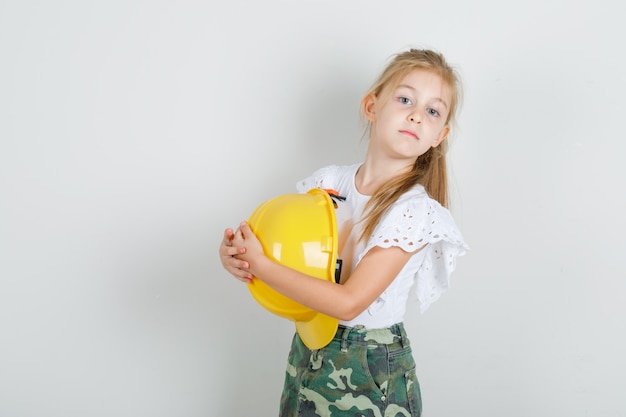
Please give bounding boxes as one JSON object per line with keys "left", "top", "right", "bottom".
{"left": 1, "top": 1, "right": 625, "bottom": 416}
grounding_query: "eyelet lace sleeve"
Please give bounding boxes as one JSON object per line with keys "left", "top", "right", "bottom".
{"left": 296, "top": 165, "right": 340, "bottom": 194}
{"left": 358, "top": 190, "right": 469, "bottom": 313}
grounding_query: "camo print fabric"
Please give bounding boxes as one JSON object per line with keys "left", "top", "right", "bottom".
{"left": 279, "top": 323, "right": 422, "bottom": 417}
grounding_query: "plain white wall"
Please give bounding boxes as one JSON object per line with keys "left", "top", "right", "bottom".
{"left": 1, "top": 1, "right": 625, "bottom": 416}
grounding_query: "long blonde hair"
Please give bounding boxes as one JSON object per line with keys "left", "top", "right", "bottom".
{"left": 359, "top": 49, "right": 462, "bottom": 242}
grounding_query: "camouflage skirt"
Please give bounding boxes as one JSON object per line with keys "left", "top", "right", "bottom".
{"left": 279, "top": 323, "right": 422, "bottom": 417}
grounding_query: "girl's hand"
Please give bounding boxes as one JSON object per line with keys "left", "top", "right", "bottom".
{"left": 219, "top": 227, "right": 252, "bottom": 283}
{"left": 232, "top": 222, "right": 266, "bottom": 276}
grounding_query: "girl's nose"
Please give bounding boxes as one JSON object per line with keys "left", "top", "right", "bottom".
{"left": 409, "top": 113, "right": 421, "bottom": 124}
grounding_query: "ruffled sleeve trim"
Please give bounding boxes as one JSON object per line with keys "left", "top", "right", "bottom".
{"left": 357, "top": 186, "right": 469, "bottom": 313}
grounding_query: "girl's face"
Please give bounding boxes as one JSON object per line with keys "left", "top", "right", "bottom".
{"left": 365, "top": 69, "right": 451, "bottom": 164}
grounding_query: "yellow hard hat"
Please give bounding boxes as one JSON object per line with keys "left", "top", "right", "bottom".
{"left": 247, "top": 188, "right": 339, "bottom": 350}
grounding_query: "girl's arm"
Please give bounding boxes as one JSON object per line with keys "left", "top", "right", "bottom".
{"left": 234, "top": 221, "right": 422, "bottom": 321}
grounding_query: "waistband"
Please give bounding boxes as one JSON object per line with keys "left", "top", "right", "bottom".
{"left": 333, "top": 323, "right": 409, "bottom": 351}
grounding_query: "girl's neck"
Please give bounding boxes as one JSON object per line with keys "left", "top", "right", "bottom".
{"left": 355, "top": 156, "right": 413, "bottom": 196}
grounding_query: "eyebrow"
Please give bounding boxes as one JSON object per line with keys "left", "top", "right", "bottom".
{"left": 397, "top": 84, "right": 449, "bottom": 109}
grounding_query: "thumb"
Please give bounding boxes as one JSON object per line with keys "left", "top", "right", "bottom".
{"left": 239, "top": 221, "right": 255, "bottom": 239}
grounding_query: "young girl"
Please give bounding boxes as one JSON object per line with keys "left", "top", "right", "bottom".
{"left": 219, "top": 48, "right": 469, "bottom": 417}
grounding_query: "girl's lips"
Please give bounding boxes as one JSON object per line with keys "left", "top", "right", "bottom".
{"left": 399, "top": 130, "right": 418, "bottom": 140}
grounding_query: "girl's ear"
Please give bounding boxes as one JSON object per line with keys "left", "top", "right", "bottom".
{"left": 432, "top": 125, "right": 450, "bottom": 148}
{"left": 362, "top": 94, "right": 377, "bottom": 122}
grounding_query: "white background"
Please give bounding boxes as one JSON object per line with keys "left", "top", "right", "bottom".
{"left": 1, "top": 1, "right": 625, "bottom": 416}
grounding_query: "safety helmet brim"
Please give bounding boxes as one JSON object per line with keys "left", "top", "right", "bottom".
{"left": 295, "top": 311, "right": 338, "bottom": 350}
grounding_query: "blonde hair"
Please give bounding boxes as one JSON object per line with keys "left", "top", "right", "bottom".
{"left": 359, "top": 49, "right": 463, "bottom": 242}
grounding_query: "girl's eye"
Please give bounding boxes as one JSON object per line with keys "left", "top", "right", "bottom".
{"left": 427, "top": 108, "right": 440, "bottom": 117}
{"left": 399, "top": 97, "right": 412, "bottom": 105}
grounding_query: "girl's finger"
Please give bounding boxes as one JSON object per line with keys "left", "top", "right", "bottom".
{"left": 239, "top": 221, "right": 253, "bottom": 238}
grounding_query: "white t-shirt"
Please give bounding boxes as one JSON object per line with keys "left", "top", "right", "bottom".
{"left": 297, "top": 163, "right": 469, "bottom": 329}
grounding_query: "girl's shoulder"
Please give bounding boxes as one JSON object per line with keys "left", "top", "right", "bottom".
{"left": 359, "top": 183, "right": 468, "bottom": 267}
{"left": 379, "top": 184, "right": 466, "bottom": 248}
{"left": 295, "top": 163, "right": 360, "bottom": 193}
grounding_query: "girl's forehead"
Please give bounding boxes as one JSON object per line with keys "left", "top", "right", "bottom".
{"left": 394, "top": 69, "right": 452, "bottom": 103}
{"left": 397, "top": 70, "right": 445, "bottom": 90}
